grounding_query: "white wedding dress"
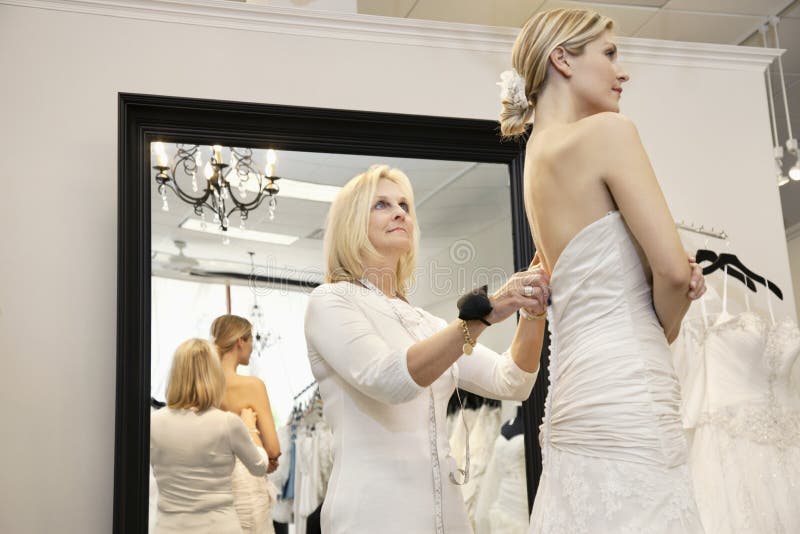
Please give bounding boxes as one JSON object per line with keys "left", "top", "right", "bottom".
{"left": 528, "top": 211, "right": 704, "bottom": 534}
{"left": 673, "top": 277, "right": 800, "bottom": 533}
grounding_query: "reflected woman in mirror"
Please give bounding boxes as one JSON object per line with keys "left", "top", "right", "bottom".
{"left": 499, "top": 8, "right": 707, "bottom": 533}
{"left": 150, "top": 338, "right": 272, "bottom": 534}
{"left": 211, "top": 314, "right": 281, "bottom": 534}
{"left": 304, "top": 164, "right": 550, "bottom": 533}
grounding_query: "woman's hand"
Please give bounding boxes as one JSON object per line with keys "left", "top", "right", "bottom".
{"left": 687, "top": 256, "right": 706, "bottom": 301}
{"left": 240, "top": 407, "right": 257, "bottom": 430}
{"left": 485, "top": 262, "right": 550, "bottom": 325}
{"left": 267, "top": 455, "right": 280, "bottom": 474}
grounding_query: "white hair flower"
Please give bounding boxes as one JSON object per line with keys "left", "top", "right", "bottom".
{"left": 497, "top": 69, "right": 529, "bottom": 110}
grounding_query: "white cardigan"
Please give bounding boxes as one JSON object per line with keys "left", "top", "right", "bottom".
{"left": 304, "top": 282, "right": 537, "bottom": 534}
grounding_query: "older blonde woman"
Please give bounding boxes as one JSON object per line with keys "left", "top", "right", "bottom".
{"left": 150, "top": 338, "right": 270, "bottom": 534}
{"left": 304, "top": 164, "right": 550, "bottom": 534}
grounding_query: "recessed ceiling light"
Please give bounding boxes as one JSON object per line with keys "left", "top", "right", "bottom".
{"left": 180, "top": 218, "right": 299, "bottom": 245}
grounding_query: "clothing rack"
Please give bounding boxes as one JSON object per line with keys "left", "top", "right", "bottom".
{"left": 676, "top": 220, "right": 728, "bottom": 241}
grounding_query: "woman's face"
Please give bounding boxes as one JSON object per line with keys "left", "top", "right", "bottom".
{"left": 570, "top": 30, "right": 629, "bottom": 114}
{"left": 238, "top": 333, "right": 253, "bottom": 365}
{"left": 367, "top": 178, "right": 414, "bottom": 261}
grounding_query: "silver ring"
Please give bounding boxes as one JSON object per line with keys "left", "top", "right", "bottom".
{"left": 523, "top": 285, "right": 534, "bottom": 297}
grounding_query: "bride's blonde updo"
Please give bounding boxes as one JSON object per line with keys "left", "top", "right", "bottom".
{"left": 499, "top": 8, "right": 614, "bottom": 138}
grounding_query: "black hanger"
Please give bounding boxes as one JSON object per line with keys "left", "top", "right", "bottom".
{"left": 696, "top": 249, "right": 783, "bottom": 300}
{"left": 500, "top": 405, "right": 524, "bottom": 440}
{"left": 694, "top": 249, "right": 756, "bottom": 292}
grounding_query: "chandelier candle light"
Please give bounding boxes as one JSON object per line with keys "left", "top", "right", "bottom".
{"left": 152, "top": 142, "right": 283, "bottom": 233}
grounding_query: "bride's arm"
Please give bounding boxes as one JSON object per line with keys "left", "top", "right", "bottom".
{"left": 590, "top": 112, "right": 692, "bottom": 343}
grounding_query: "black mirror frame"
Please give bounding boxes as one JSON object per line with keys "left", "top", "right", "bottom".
{"left": 115, "top": 92, "right": 549, "bottom": 533}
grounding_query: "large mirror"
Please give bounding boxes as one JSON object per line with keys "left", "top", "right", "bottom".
{"left": 116, "top": 94, "right": 543, "bottom": 533}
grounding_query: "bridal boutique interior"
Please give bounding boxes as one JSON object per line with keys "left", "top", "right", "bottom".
{"left": 3, "top": 0, "right": 800, "bottom": 533}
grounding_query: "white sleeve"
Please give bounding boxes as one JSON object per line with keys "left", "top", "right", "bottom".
{"left": 227, "top": 414, "right": 269, "bottom": 477}
{"left": 456, "top": 343, "right": 537, "bottom": 401}
{"left": 304, "top": 287, "right": 425, "bottom": 405}
{"left": 416, "top": 308, "right": 537, "bottom": 401}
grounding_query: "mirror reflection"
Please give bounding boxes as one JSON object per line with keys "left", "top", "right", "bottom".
{"left": 149, "top": 144, "right": 533, "bottom": 534}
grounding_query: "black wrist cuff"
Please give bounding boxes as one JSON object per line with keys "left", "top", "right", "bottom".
{"left": 457, "top": 285, "right": 493, "bottom": 325}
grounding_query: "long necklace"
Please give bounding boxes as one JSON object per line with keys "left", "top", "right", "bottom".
{"left": 358, "top": 278, "right": 470, "bottom": 533}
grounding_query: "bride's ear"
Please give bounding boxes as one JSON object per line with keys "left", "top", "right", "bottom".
{"left": 549, "top": 46, "right": 572, "bottom": 78}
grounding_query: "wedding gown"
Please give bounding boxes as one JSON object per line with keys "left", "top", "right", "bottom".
{"left": 673, "top": 276, "right": 800, "bottom": 533}
{"left": 528, "top": 210, "right": 704, "bottom": 534}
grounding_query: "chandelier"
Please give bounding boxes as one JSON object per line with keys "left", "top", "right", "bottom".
{"left": 152, "top": 143, "right": 282, "bottom": 231}
{"left": 247, "top": 252, "right": 281, "bottom": 358}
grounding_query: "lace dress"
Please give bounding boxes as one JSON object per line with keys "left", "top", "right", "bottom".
{"left": 673, "top": 278, "right": 800, "bottom": 533}
{"left": 528, "top": 211, "right": 704, "bottom": 534}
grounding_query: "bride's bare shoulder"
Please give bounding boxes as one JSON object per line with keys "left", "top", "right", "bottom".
{"left": 576, "top": 112, "right": 637, "bottom": 140}
{"left": 533, "top": 113, "right": 636, "bottom": 157}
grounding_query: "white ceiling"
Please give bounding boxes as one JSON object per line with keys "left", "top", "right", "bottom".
{"left": 151, "top": 145, "right": 511, "bottom": 284}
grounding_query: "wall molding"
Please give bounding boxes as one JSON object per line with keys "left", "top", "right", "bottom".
{"left": 3, "top": 0, "right": 783, "bottom": 70}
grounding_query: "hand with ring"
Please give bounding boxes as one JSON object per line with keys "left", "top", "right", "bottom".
{"left": 484, "top": 261, "right": 550, "bottom": 325}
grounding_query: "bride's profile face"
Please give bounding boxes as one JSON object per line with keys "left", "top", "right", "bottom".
{"left": 238, "top": 333, "right": 253, "bottom": 365}
{"left": 570, "top": 30, "right": 629, "bottom": 114}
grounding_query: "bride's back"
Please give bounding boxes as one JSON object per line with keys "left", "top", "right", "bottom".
{"left": 524, "top": 113, "right": 622, "bottom": 276}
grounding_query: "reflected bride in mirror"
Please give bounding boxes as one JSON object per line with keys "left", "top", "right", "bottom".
{"left": 212, "top": 314, "right": 282, "bottom": 533}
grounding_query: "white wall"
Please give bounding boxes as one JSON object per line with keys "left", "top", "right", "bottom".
{"left": 787, "top": 233, "right": 800, "bottom": 319}
{"left": 787, "top": 233, "right": 800, "bottom": 391}
{"left": 0, "top": 1, "right": 789, "bottom": 532}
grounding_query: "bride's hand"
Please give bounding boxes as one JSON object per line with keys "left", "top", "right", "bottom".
{"left": 485, "top": 264, "right": 550, "bottom": 324}
{"left": 687, "top": 256, "right": 706, "bottom": 301}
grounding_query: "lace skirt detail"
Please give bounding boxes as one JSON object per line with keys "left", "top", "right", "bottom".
{"left": 231, "top": 457, "right": 277, "bottom": 534}
{"left": 528, "top": 447, "right": 704, "bottom": 534}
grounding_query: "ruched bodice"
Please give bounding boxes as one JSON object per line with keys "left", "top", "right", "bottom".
{"left": 542, "top": 210, "right": 686, "bottom": 467}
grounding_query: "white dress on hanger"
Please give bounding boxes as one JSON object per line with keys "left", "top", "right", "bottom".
{"left": 674, "top": 271, "right": 800, "bottom": 533}
{"left": 474, "top": 433, "right": 528, "bottom": 534}
{"left": 528, "top": 211, "right": 704, "bottom": 534}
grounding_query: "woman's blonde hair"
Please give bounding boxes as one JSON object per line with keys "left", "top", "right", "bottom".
{"left": 210, "top": 314, "right": 252, "bottom": 356}
{"left": 324, "top": 164, "right": 419, "bottom": 298}
{"left": 500, "top": 8, "right": 614, "bottom": 138}
{"left": 165, "top": 338, "right": 225, "bottom": 411}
